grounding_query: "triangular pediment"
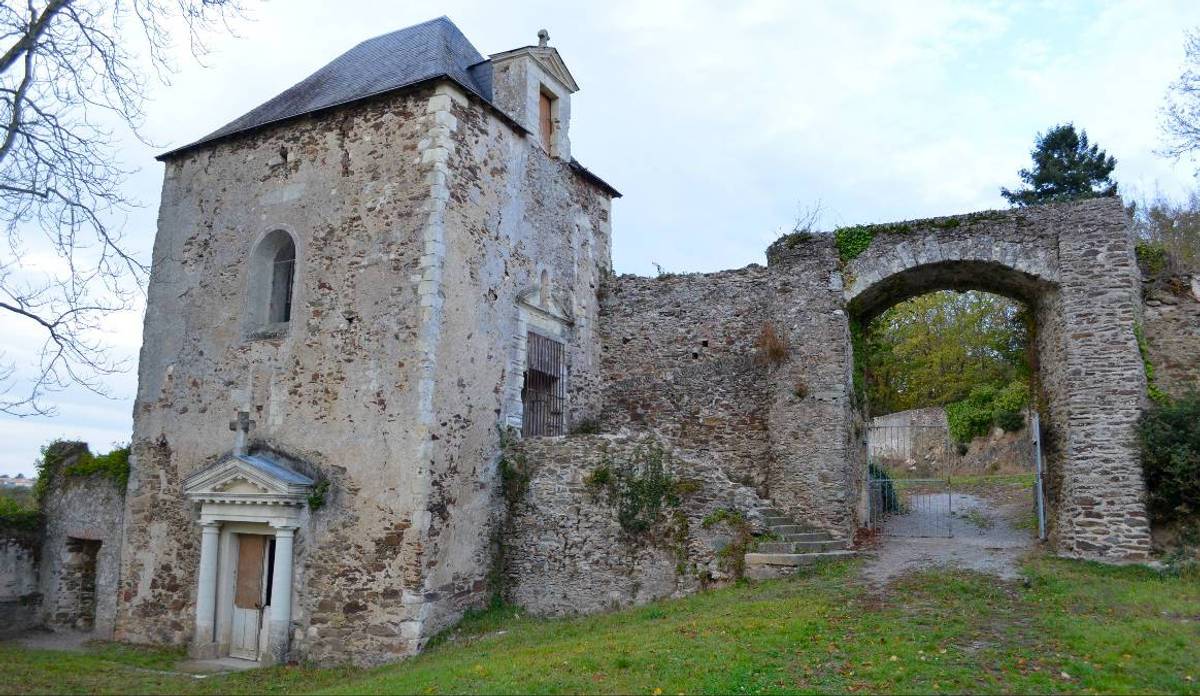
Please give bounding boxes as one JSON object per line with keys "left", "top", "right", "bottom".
{"left": 518, "top": 286, "right": 573, "bottom": 325}
{"left": 529, "top": 48, "right": 578, "bottom": 93}
{"left": 183, "top": 453, "right": 313, "bottom": 505}
{"left": 489, "top": 46, "right": 579, "bottom": 93}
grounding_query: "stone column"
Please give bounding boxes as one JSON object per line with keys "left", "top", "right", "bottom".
{"left": 191, "top": 522, "right": 220, "bottom": 657}
{"left": 266, "top": 526, "right": 296, "bottom": 665}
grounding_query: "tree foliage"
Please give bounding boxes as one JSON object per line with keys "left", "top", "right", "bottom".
{"left": 1139, "top": 393, "right": 1200, "bottom": 521}
{"left": 862, "top": 290, "right": 1031, "bottom": 416}
{"left": 1000, "top": 123, "right": 1117, "bottom": 207}
{"left": 0, "top": 0, "right": 245, "bottom": 416}
{"left": 1130, "top": 190, "right": 1200, "bottom": 278}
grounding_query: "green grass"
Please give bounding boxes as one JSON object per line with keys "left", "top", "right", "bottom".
{"left": 1, "top": 557, "right": 1197, "bottom": 694}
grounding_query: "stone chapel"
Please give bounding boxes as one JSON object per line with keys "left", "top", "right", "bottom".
{"left": 118, "top": 17, "right": 618, "bottom": 664}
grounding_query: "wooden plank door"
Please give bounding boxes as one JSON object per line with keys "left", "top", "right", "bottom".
{"left": 230, "top": 535, "right": 266, "bottom": 660}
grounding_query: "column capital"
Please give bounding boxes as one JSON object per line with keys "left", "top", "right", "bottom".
{"left": 200, "top": 521, "right": 221, "bottom": 532}
{"left": 271, "top": 525, "right": 298, "bottom": 537}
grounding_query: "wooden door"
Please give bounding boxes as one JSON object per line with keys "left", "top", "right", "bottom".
{"left": 539, "top": 91, "right": 554, "bottom": 152}
{"left": 230, "top": 535, "right": 266, "bottom": 660}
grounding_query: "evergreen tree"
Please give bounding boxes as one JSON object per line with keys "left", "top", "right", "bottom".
{"left": 1001, "top": 124, "right": 1117, "bottom": 207}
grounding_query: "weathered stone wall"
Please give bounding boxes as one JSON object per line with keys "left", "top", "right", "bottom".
{"left": 121, "top": 86, "right": 439, "bottom": 659}
{"left": 40, "top": 471, "right": 126, "bottom": 637}
{"left": 124, "top": 77, "right": 615, "bottom": 665}
{"left": 1142, "top": 277, "right": 1200, "bottom": 398}
{"left": 764, "top": 236, "right": 861, "bottom": 537}
{"left": 0, "top": 533, "right": 39, "bottom": 636}
{"left": 409, "top": 82, "right": 614, "bottom": 639}
{"left": 502, "top": 434, "right": 766, "bottom": 616}
{"left": 600, "top": 267, "right": 772, "bottom": 493}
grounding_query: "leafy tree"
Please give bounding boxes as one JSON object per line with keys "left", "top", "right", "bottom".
{"left": 1000, "top": 124, "right": 1117, "bottom": 207}
{"left": 1161, "top": 29, "right": 1200, "bottom": 168}
{"left": 863, "top": 290, "right": 1031, "bottom": 416}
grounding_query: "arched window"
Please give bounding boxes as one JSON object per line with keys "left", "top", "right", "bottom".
{"left": 270, "top": 239, "right": 296, "bottom": 324}
{"left": 247, "top": 230, "right": 299, "bottom": 333}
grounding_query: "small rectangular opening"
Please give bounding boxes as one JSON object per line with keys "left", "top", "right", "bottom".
{"left": 522, "top": 332, "right": 565, "bottom": 437}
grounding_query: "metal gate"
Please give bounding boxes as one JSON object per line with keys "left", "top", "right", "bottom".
{"left": 867, "top": 423, "right": 955, "bottom": 537}
{"left": 865, "top": 414, "right": 1048, "bottom": 539}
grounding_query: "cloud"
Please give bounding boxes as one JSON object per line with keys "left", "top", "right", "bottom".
{"left": 2, "top": 0, "right": 1198, "bottom": 474}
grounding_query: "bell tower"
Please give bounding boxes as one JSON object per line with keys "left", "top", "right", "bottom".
{"left": 489, "top": 29, "right": 580, "bottom": 159}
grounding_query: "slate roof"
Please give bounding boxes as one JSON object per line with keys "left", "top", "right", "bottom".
{"left": 160, "top": 16, "right": 495, "bottom": 159}
{"left": 235, "top": 454, "right": 314, "bottom": 486}
{"left": 158, "top": 16, "right": 619, "bottom": 197}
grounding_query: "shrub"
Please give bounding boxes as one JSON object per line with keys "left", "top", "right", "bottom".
{"left": 0, "top": 494, "right": 40, "bottom": 533}
{"left": 754, "top": 323, "right": 789, "bottom": 367}
{"left": 946, "top": 380, "right": 1029, "bottom": 442}
{"left": 868, "top": 462, "right": 901, "bottom": 513}
{"left": 946, "top": 385, "right": 998, "bottom": 443}
{"left": 1138, "top": 394, "right": 1200, "bottom": 521}
{"left": 590, "top": 444, "right": 689, "bottom": 537}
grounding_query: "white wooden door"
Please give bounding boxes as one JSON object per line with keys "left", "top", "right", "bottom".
{"left": 229, "top": 535, "right": 266, "bottom": 660}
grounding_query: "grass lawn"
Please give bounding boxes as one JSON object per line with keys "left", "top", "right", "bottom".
{"left": 1, "top": 556, "right": 1197, "bottom": 694}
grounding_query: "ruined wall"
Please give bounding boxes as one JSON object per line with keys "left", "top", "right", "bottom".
{"left": 840, "top": 199, "right": 1150, "bottom": 559}
{"left": 1142, "top": 276, "right": 1200, "bottom": 398}
{"left": 40, "top": 472, "right": 126, "bottom": 637}
{"left": 416, "top": 82, "right": 614, "bottom": 637}
{"left": 0, "top": 531, "right": 39, "bottom": 636}
{"left": 503, "top": 434, "right": 767, "bottom": 616}
{"left": 600, "top": 268, "right": 772, "bottom": 493}
{"left": 764, "top": 236, "right": 860, "bottom": 536}
{"left": 120, "top": 86, "right": 439, "bottom": 660}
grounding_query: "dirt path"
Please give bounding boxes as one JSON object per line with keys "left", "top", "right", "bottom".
{"left": 858, "top": 489, "right": 1037, "bottom": 584}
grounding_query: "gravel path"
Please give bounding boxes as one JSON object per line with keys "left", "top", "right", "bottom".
{"left": 859, "top": 490, "right": 1036, "bottom": 584}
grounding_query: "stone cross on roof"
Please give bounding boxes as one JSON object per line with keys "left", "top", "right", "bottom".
{"left": 229, "top": 410, "right": 255, "bottom": 456}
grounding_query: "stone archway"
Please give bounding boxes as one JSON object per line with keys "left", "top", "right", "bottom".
{"left": 763, "top": 198, "right": 1150, "bottom": 562}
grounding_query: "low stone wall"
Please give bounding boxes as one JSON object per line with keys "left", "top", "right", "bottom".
{"left": 502, "top": 434, "right": 767, "bottom": 616}
{"left": 0, "top": 534, "right": 40, "bottom": 636}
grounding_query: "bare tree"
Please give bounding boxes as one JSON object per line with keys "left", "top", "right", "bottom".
{"left": 1162, "top": 29, "right": 1200, "bottom": 167}
{"left": 0, "top": 0, "right": 245, "bottom": 416}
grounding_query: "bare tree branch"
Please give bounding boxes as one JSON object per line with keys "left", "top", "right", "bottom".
{"left": 0, "top": 0, "right": 247, "bottom": 416}
{"left": 1161, "top": 29, "right": 1200, "bottom": 167}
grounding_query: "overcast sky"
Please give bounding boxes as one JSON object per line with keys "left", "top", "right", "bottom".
{"left": 1, "top": 0, "right": 1198, "bottom": 475}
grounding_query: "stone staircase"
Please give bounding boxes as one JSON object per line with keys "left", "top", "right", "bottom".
{"left": 744, "top": 507, "right": 855, "bottom": 578}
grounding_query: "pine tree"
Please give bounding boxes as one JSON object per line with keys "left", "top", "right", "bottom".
{"left": 1001, "top": 124, "right": 1117, "bottom": 207}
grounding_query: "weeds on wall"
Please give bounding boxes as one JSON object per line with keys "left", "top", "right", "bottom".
{"left": 1134, "top": 323, "right": 1170, "bottom": 405}
{"left": 700, "top": 509, "right": 756, "bottom": 580}
{"left": 754, "top": 323, "right": 789, "bottom": 368}
{"left": 585, "top": 444, "right": 696, "bottom": 538}
{"left": 32, "top": 440, "right": 130, "bottom": 504}
{"left": 306, "top": 479, "right": 331, "bottom": 510}
{"left": 497, "top": 427, "right": 530, "bottom": 508}
{"left": 833, "top": 211, "right": 1012, "bottom": 264}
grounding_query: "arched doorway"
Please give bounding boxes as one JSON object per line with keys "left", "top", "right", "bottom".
{"left": 765, "top": 198, "right": 1151, "bottom": 561}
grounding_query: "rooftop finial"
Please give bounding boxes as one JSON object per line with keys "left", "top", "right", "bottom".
{"left": 537, "top": 29, "right": 550, "bottom": 47}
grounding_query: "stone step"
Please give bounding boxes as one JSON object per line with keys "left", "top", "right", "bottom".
{"left": 768, "top": 531, "right": 833, "bottom": 543}
{"left": 761, "top": 515, "right": 792, "bottom": 526}
{"left": 744, "top": 550, "right": 857, "bottom": 567}
{"left": 767, "top": 524, "right": 821, "bottom": 536}
{"left": 756, "top": 540, "right": 847, "bottom": 554}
